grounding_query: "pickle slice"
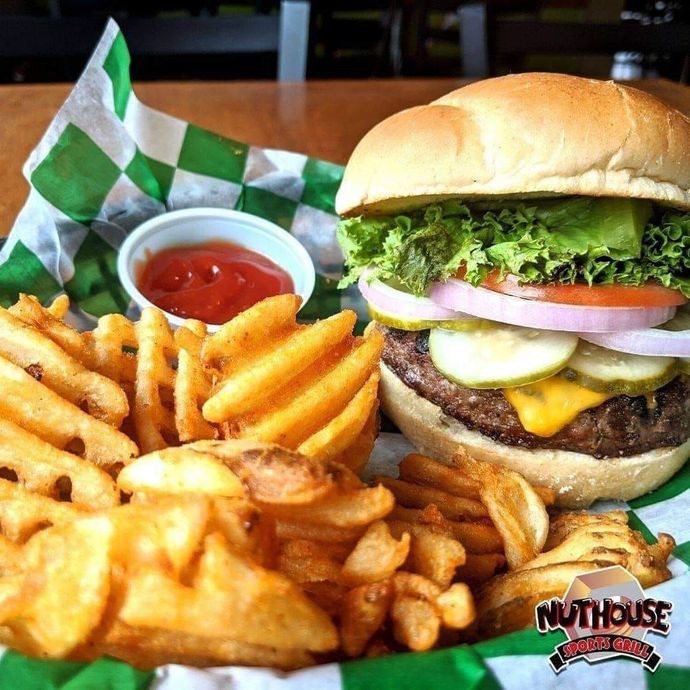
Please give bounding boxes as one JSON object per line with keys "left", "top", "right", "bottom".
{"left": 428, "top": 325, "right": 578, "bottom": 389}
{"left": 367, "top": 304, "right": 493, "bottom": 332}
{"left": 561, "top": 341, "right": 678, "bottom": 396}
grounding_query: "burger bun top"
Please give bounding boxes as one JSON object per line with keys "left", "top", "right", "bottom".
{"left": 335, "top": 73, "right": 690, "bottom": 216}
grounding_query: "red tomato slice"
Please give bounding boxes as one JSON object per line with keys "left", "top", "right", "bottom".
{"left": 477, "top": 270, "right": 688, "bottom": 307}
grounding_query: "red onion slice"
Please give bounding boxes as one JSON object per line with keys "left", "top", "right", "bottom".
{"left": 358, "top": 271, "right": 471, "bottom": 321}
{"left": 429, "top": 278, "right": 676, "bottom": 333}
{"left": 579, "top": 329, "right": 690, "bottom": 357}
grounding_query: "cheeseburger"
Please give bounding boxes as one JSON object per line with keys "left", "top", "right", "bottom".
{"left": 335, "top": 73, "right": 690, "bottom": 507}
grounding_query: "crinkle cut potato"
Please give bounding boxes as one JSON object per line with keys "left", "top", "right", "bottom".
{"left": 2, "top": 293, "right": 381, "bottom": 465}
{"left": 0, "top": 293, "right": 675, "bottom": 669}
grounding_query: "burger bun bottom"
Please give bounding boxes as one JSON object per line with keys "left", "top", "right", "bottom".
{"left": 380, "top": 362, "right": 690, "bottom": 508}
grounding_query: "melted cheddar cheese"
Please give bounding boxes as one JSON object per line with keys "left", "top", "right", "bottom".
{"left": 503, "top": 376, "right": 612, "bottom": 437}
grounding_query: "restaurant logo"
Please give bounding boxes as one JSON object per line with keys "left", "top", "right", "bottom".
{"left": 535, "top": 565, "right": 672, "bottom": 674}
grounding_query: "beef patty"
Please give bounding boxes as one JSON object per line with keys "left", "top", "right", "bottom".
{"left": 380, "top": 326, "right": 690, "bottom": 458}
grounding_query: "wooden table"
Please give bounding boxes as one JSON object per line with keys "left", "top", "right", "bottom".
{"left": 2, "top": 77, "right": 690, "bottom": 236}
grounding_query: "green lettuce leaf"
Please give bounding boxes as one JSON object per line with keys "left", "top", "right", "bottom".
{"left": 535, "top": 196, "right": 650, "bottom": 258}
{"left": 337, "top": 197, "right": 690, "bottom": 298}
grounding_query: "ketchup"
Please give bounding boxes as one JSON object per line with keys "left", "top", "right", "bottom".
{"left": 136, "top": 240, "right": 294, "bottom": 324}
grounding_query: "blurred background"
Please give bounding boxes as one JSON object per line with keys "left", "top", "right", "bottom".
{"left": 1, "top": 0, "right": 688, "bottom": 84}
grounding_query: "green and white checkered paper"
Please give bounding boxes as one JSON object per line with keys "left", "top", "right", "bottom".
{"left": 0, "top": 19, "right": 688, "bottom": 689}
{"left": 0, "top": 19, "right": 360, "bottom": 327}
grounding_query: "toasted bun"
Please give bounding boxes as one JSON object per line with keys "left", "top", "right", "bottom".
{"left": 336, "top": 73, "right": 690, "bottom": 216}
{"left": 380, "top": 363, "right": 690, "bottom": 508}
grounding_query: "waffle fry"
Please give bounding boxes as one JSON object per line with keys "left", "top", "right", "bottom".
{"left": 199, "top": 297, "right": 381, "bottom": 459}
{"left": 0, "top": 480, "right": 84, "bottom": 543}
{"left": 15, "top": 293, "right": 383, "bottom": 470}
{"left": 173, "top": 319, "right": 206, "bottom": 357}
{"left": 333, "top": 403, "right": 379, "bottom": 474}
{"left": 8, "top": 295, "right": 137, "bottom": 386}
{"left": 9, "top": 295, "right": 85, "bottom": 360}
{"left": 237, "top": 331, "right": 383, "bottom": 448}
{"left": 87, "top": 314, "right": 137, "bottom": 386}
{"left": 200, "top": 294, "right": 301, "bottom": 373}
{"left": 0, "top": 308, "right": 128, "bottom": 426}
{"left": 125, "top": 310, "right": 217, "bottom": 452}
{"left": 0, "top": 419, "right": 118, "bottom": 509}
{"left": 297, "top": 371, "right": 380, "bottom": 461}
{"left": 3, "top": 297, "right": 216, "bottom": 465}
{"left": 205, "top": 310, "right": 358, "bottom": 422}
{"left": 0, "top": 356, "right": 137, "bottom": 471}
{"left": 174, "top": 321, "right": 216, "bottom": 443}
{"left": 91, "top": 311, "right": 218, "bottom": 450}
{"left": 133, "top": 308, "right": 178, "bottom": 452}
